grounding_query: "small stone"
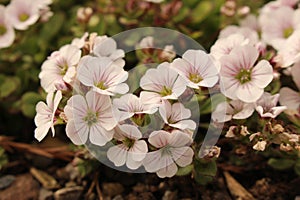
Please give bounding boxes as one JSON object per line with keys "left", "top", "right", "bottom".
{"left": 162, "top": 190, "right": 178, "bottom": 200}
{"left": 0, "top": 175, "right": 15, "bottom": 190}
{"left": 0, "top": 174, "right": 39, "bottom": 200}
{"left": 112, "top": 195, "right": 124, "bottom": 200}
{"left": 65, "top": 181, "right": 76, "bottom": 188}
{"left": 39, "top": 188, "right": 53, "bottom": 200}
{"left": 54, "top": 186, "right": 83, "bottom": 200}
{"left": 102, "top": 183, "right": 124, "bottom": 197}
{"left": 30, "top": 167, "right": 60, "bottom": 189}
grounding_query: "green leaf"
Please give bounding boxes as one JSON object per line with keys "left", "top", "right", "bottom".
{"left": 21, "top": 92, "right": 43, "bottom": 118}
{"left": 176, "top": 164, "right": 194, "bottom": 176}
{"left": 268, "top": 158, "right": 295, "bottom": 170}
{"left": 39, "top": 12, "right": 65, "bottom": 44}
{"left": 191, "top": 1, "right": 213, "bottom": 24}
{"left": 194, "top": 159, "right": 217, "bottom": 177}
{"left": 200, "top": 93, "right": 226, "bottom": 115}
{"left": 294, "top": 159, "right": 300, "bottom": 176}
{"left": 193, "top": 159, "right": 217, "bottom": 185}
{"left": 0, "top": 75, "right": 20, "bottom": 98}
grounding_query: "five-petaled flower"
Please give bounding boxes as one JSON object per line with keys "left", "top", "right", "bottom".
{"left": 107, "top": 124, "right": 148, "bottom": 170}
{"left": 34, "top": 90, "right": 62, "bottom": 142}
{"left": 172, "top": 50, "right": 219, "bottom": 89}
{"left": 39, "top": 44, "right": 82, "bottom": 92}
{"left": 219, "top": 45, "right": 273, "bottom": 103}
{"left": 64, "top": 91, "right": 117, "bottom": 146}
{"left": 212, "top": 99, "right": 255, "bottom": 123}
{"left": 255, "top": 92, "right": 287, "bottom": 118}
{"left": 113, "top": 93, "right": 158, "bottom": 122}
{"left": 140, "top": 62, "right": 187, "bottom": 104}
{"left": 143, "top": 130, "right": 194, "bottom": 178}
{"left": 77, "top": 56, "right": 129, "bottom": 96}
{"left": 159, "top": 100, "right": 196, "bottom": 130}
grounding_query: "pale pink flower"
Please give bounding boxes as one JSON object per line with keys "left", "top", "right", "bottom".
{"left": 255, "top": 92, "right": 287, "bottom": 118}
{"left": 160, "top": 45, "right": 176, "bottom": 61}
{"left": 5, "top": 0, "right": 41, "bottom": 30}
{"left": 0, "top": 5, "right": 15, "bottom": 49}
{"left": 71, "top": 32, "right": 89, "bottom": 49}
{"left": 112, "top": 93, "right": 158, "bottom": 122}
{"left": 77, "top": 56, "right": 129, "bottom": 96}
{"left": 64, "top": 91, "right": 117, "bottom": 146}
{"left": 212, "top": 100, "right": 255, "bottom": 123}
{"left": 140, "top": 62, "right": 187, "bottom": 104}
{"left": 219, "top": 45, "right": 273, "bottom": 103}
{"left": 253, "top": 140, "right": 267, "bottom": 151}
{"left": 137, "top": 36, "right": 154, "bottom": 49}
{"left": 260, "top": 0, "right": 299, "bottom": 14}
{"left": 39, "top": 44, "right": 82, "bottom": 92}
{"left": 143, "top": 130, "right": 194, "bottom": 178}
{"left": 240, "top": 14, "right": 260, "bottom": 32}
{"left": 280, "top": 63, "right": 300, "bottom": 110}
{"left": 277, "top": 30, "right": 300, "bottom": 67}
{"left": 107, "top": 124, "right": 148, "bottom": 169}
{"left": 34, "top": 91, "right": 62, "bottom": 142}
{"left": 171, "top": 50, "right": 219, "bottom": 89}
{"left": 259, "top": 6, "right": 300, "bottom": 49}
{"left": 159, "top": 100, "right": 196, "bottom": 130}
{"left": 92, "top": 35, "right": 125, "bottom": 67}
{"left": 218, "top": 25, "right": 259, "bottom": 44}
{"left": 210, "top": 34, "right": 250, "bottom": 60}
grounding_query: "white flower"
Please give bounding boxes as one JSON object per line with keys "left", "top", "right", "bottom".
{"left": 137, "top": 36, "right": 154, "bottom": 49}
{"left": 253, "top": 141, "right": 267, "bottom": 151}
{"left": 240, "top": 14, "right": 260, "bottom": 32}
{"left": 218, "top": 25, "right": 259, "bottom": 44}
{"left": 5, "top": 0, "right": 41, "bottom": 30}
{"left": 210, "top": 33, "right": 250, "bottom": 60}
{"left": 77, "top": 56, "right": 129, "bottom": 96}
{"left": 212, "top": 100, "right": 255, "bottom": 123}
{"left": 171, "top": 50, "right": 219, "bottom": 89}
{"left": 277, "top": 30, "right": 300, "bottom": 67}
{"left": 71, "top": 32, "right": 89, "bottom": 49}
{"left": 0, "top": 5, "right": 15, "bottom": 49}
{"left": 143, "top": 130, "right": 194, "bottom": 178}
{"left": 159, "top": 100, "right": 196, "bottom": 130}
{"left": 34, "top": 91, "right": 62, "bottom": 142}
{"left": 92, "top": 35, "right": 125, "bottom": 67}
{"left": 279, "top": 63, "right": 300, "bottom": 110}
{"left": 140, "top": 62, "right": 187, "bottom": 104}
{"left": 219, "top": 45, "right": 273, "bottom": 103}
{"left": 39, "top": 44, "right": 82, "bottom": 92}
{"left": 64, "top": 91, "right": 117, "bottom": 146}
{"left": 255, "top": 92, "right": 287, "bottom": 118}
{"left": 259, "top": 6, "right": 300, "bottom": 50}
{"left": 107, "top": 124, "right": 148, "bottom": 169}
{"left": 112, "top": 93, "right": 158, "bottom": 122}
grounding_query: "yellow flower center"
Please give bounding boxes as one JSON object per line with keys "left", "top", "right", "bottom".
{"left": 160, "top": 86, "right": 172, "bottom": 96}
{"left": 0, "top": 24, "right": 7, "bottom": 36}
{"left": 283, "top": 27, "right": 293, "bottom": 38}
{"left": 188, "top": 73, "right": 203, "bottom": 83}
{"left": 235, "top": 69, "right": 252, "bottom": 84}
{"left": 123, "top": 137, "right": 135, "bottom": 149}
{"left": 83, "top": 110, "right": 98, "bottom": 126}
{"left": 96, "top": 81, "right": 107, "bottom": 90}
{"left": 19, "top": 13, "right": 29, "bottom": 22}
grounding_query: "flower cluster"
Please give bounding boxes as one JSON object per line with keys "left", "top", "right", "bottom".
{"left": 0, "top": 0, "right": 52, "bottom": 49}
{"left": 33, "top": 0, "right": 300, "bottom": 178}
{"left": 35, "top": 32, "right": 224, "bottom": 178}
{"left": 212, "top": 0, "right": 300, "bottom": 152}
